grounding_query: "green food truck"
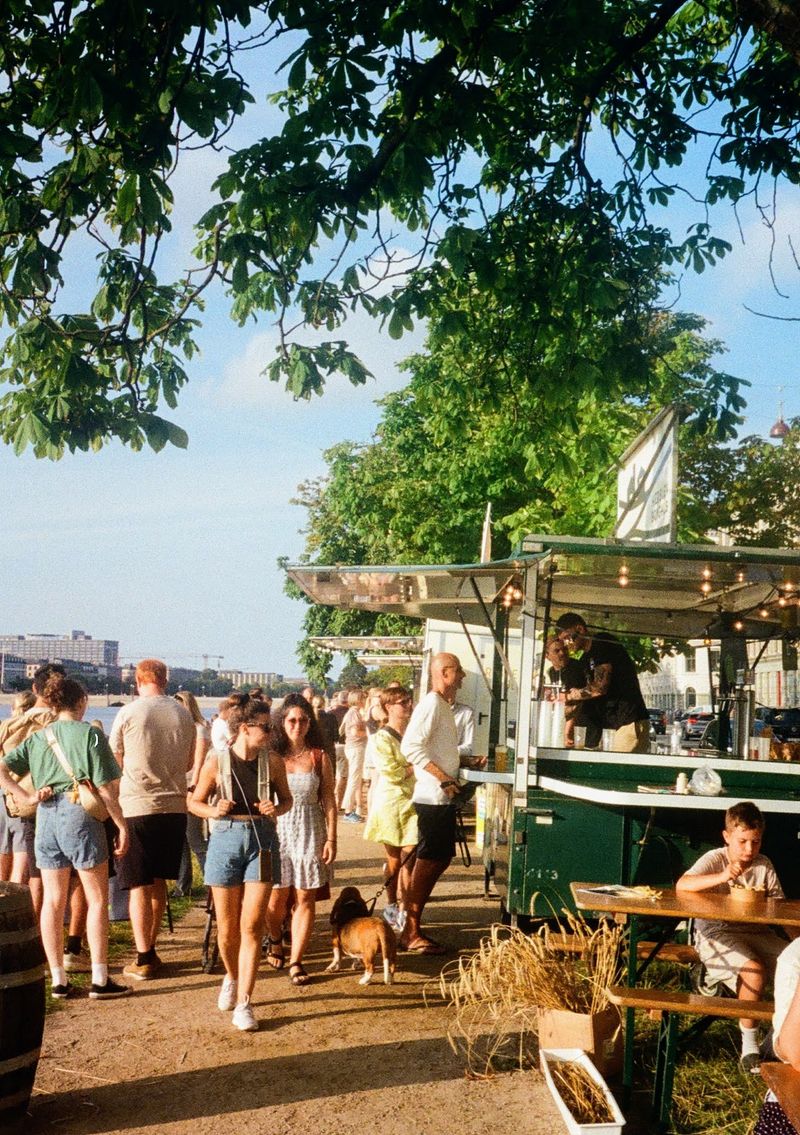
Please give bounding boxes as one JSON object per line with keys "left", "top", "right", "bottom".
{"left": 287, "top": 534, "right": 800, "bottom": 919}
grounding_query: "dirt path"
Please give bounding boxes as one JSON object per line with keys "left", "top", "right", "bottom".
{"left": 26, "top": 821, "right": 564, "bottom": 1135}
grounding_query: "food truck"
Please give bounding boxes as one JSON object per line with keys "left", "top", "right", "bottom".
{"left": 286, "top": 534, "right": 800, "bottom": 919}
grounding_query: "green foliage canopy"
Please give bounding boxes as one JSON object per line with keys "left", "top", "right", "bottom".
{"left": 2, "top": 1, "right": 800, "bottom": 453}
{"left": 288, "top": 309, "right": 749, "bottom": 679}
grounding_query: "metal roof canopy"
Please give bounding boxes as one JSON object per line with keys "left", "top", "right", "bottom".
{"left": 286, "top": 562, "right": 524, "bottom": 628}
{"left": 286, "top": 535, "right": 800, "bottom": 642}
{"left": 308, "top": 636, "right": 423, "bottom": 653}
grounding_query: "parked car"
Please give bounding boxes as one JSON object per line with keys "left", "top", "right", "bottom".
{"left": 759, "top": 707, "right": 800, "bottom": 742}
{"left": 682, "top": 710, "right": 715, "bottom": 741}
{"left": 647, "top": 707, "right": 667, "bottom": 735}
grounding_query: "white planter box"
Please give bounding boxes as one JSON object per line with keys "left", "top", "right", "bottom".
{"left": 540, "top": 1048, "right": 625, "bottom": 1135}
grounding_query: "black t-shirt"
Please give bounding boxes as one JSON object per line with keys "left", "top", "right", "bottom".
{"left": 228, "top": 751, "right": 261, "bottom": 815}
{"left": 548, "top": 657, "right": 602, "bottom": 746}
{"left": 584, "top": 633, "right": 648, "bottom": 730}
{"left": 547, "top": 658, "right": 587, "bottom": 690}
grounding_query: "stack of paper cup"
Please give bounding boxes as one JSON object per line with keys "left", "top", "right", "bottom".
{"left": 551, "top": 699, "right": 566, "bottom": 748}
{"left": 537, "top": 699, "right": 554, "bottom": 747}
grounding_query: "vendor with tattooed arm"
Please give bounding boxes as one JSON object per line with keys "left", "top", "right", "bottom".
{"left": 555, "top": 612, "right": 650, "bottom": 753}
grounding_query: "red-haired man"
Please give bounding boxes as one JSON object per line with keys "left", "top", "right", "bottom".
{"left": 110, "top": 659, "right": 195, "bottom": 979}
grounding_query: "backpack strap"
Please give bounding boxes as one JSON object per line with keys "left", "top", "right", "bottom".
{"left": 215, "top": 745, "right": 233, "bottom": 800}
{"left": 257, "top": 750, "right": 270, "bottom": 801}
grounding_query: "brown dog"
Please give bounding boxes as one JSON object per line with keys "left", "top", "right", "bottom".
{"left": 326, "top": 886, "right": 397, "bottom": 985}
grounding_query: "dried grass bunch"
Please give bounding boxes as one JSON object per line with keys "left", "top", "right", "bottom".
{"left": 440, "top": 913, "right": 623, "bottom": 1077}
{"left": 550, "top": 1060, "right": 615, "bottom": 1125}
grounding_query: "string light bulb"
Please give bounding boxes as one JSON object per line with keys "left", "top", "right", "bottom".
{"left": 617, "top": 564, "right": 629, "bottom": 587}
{"left": 733, "top": 618, "right": 745, "bottom": 631}
{"left": 701, "top": 580, "right": 713, "bottom": 595}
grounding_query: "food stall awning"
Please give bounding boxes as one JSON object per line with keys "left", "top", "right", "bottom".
{"left": 308, "top": 636, "right": 424, "bottom": 668}
{"left": 522, "top": 535, "right": 800, "bottom": 640}
{"left": 286, "top": 561, "right": 528, "bottom": 628}
{"left": 286, "top": 535, "right": 800, "bottom": 642}
{"left": 308, "top": 636, "right": 423, "bottom": 653}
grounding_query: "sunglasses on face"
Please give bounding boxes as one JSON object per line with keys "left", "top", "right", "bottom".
{"left": 285, "top": 715, "right": 309, "bottom": 725}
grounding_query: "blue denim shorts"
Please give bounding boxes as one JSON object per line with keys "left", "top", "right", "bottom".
{"left": 36, "top": 793, "right": 108, "bottom": 872}
{"left": 204, "top": 818, "right": 281, "bottom": 887}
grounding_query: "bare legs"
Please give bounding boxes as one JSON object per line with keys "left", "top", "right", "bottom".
{"left": 383, "top": 843, "right": 415, "bottom": 908}
{"left": 212, "top": 882, "right": 272, "bottom": 1003}
{"left": 40, "top": 861, "right": 109, "bottom": 980}
{"left": 400, "top": 856, "right": 450, "bottom": 950}
{"left": 128, "top": 879, "right": 167, "bottom": 954}
{"left": 267, "top": 886, "right": 316, "bottom": 982}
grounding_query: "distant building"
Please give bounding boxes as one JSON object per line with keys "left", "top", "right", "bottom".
{"left": 0, "top": 653, "right": 26, "bottom": 688}
{"left": 0, "top": 630, "right": 118, "bottom": 668}
{"left": 218, "top": 670, "right": 284, "bottom": 689}
{"left": 22, "top": 658, "right": 120, "bottom": 683}
{"left": 639, "top": 638, "right": 799, "bottom": 712}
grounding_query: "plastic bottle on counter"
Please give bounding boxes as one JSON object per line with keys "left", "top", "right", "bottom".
{"left": 675, "top": 772, "right": 688, "bottom": 794}
{"left": 670, "top": 721, "right": 683, "bottom": 755}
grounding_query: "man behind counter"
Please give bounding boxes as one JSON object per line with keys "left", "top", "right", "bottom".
{"left": 555, "top": 612, "right": 650, "bottom": 753}
{"left": 544, "top": 637, "right": 601, "bottom": 749}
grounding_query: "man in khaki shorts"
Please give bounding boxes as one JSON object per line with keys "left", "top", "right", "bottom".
{"left": 555, "top": 611, "right": 650, "bottom": 753}
{"left": 110, "top": 659, "right": 195, "bottom": 980}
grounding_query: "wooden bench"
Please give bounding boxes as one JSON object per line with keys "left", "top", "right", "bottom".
{"left": 546, "top": 931, "right": 699, "bottom": 967}
{"left": 607, "top": 985, "right": 773, "bottom": 1022}
{"left": 761, "top": 1062, "right": 800, "bottom": 1132}
{"left": 607, "top": 985, "right": 774, "bottom": 1130}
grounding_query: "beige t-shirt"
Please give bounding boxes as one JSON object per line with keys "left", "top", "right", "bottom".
{"left": 685, "top": 847, "right": 784, "bottom": 943}
{"left": 110, "top": 695, "right": 195, "bottom": 817}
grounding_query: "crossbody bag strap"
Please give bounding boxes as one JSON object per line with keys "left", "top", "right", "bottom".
{"left": 44, "top": 725, "right": 77, "bottom": 782}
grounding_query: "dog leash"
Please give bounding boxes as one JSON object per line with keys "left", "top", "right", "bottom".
{"left": 366, "top": 845, "right": 418, "bottom": 916}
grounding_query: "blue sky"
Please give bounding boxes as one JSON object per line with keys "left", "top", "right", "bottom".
{"left": 1, "top": 48, "right": 798, "bottom": 679}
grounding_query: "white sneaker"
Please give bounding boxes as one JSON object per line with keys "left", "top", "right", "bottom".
{"left": 232, "top": 998, "right": 258, "bottom": 1032}
{"left": 63, "top": 951, "right": 90, "bottom": 973}
{"left": 217, "top": 977, "right": 237, "bottom": 1012}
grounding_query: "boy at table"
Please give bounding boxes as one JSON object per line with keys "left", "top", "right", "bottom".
{"left": 677, "top": 801, "right": 791, "bottom": 1074}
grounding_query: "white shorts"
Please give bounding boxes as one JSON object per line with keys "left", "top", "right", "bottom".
{"left": 696, "top": 928, "right": 786, "bottom": 992}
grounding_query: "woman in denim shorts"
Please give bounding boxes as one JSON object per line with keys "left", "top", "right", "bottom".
{"left": 189, "top": 695, "right": 292, "bottom": 1032}
{"left": 0, "top": 674, "right": 130, "bottom": 1000}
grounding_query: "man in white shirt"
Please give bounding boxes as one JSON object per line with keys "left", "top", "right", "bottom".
{"left": 210, "top": 698, "right": 232, "bottom": 751}
{"left": 452, "top": 702, "right": 475, "bottom": 760}
{"left": 400, "top": 653, "right": 467, "bottom": 954}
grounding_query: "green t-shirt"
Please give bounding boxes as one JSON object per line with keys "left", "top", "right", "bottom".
{"left": 4, "top": 720, "right": 121, "bottom": 793}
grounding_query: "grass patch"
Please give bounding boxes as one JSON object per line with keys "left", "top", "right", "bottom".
{"left": 44, "top": 861, "right": 203, "bottom": 1014}
{"left": 629, "top": 961, "right": 765, "bottom": 1135}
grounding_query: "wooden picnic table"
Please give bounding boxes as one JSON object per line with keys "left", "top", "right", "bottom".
{"left": 571, "top": 882, "right": 798, "bottom": 1131}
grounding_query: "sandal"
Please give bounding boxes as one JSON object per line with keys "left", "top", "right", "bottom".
{"left": 266, "top": 936, "right": 285, "bottom": 970}
{"left": 288, "top": 962, "right": 311, "bottom": 986}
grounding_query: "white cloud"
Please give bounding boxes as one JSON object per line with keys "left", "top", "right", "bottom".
{"left": 210, "top": 302, "right": 426, "bottom": 410}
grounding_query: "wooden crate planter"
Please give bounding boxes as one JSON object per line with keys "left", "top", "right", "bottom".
{"left": 540, "top": 1048, "right": 625, "bottom": 1135}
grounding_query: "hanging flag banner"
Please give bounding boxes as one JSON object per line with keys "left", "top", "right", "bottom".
{"left": 614, "top": 406, "right": 678, "bottom": 543}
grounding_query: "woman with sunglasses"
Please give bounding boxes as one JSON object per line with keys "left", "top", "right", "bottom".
{"left": 266, "top": 693, "right": 336, "bottom": 986}
{"left": 189, "top": 695, "right": 292, "bottom": 1031}
{"left": 362, "top": 687, "right": 417, "bottom": 931}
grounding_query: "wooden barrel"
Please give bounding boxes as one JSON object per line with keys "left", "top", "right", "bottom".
{"left": 0, "top": 882, "right": 45, "bottom": 1126}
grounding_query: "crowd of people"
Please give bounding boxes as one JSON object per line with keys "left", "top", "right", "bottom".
{"left": 0, "top": 652, "right": 482, "bottom": 1031}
